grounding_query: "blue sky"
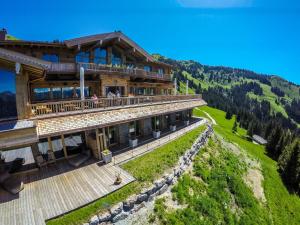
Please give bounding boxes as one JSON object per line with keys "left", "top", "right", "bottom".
{"left": 1, "top": 0, "right": 300, "bottom": 84}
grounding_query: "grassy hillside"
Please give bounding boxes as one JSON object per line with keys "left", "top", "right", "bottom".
{"left": 154, "top": 54, "right": 299, "bottom": 124}
{"left": 193, "top": 106, "right": 300, "bottom": 224}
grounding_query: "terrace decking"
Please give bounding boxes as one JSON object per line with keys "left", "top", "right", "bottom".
{"left": 0, "top": 160, "right": 135, "bottom": 225}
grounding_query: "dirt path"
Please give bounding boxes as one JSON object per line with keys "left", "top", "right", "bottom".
{"left": 195, "top": 108, "right": 217, "bottom": 125}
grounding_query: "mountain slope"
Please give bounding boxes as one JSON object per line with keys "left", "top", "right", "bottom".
{"left": 153, "top": 54, "right": 300, "bottom": 125}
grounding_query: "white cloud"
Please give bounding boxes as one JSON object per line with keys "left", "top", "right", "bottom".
{"left": 177, "top": 0, "right": 253, "bottom": 8}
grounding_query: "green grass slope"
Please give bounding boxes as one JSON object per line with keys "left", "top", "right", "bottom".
{"left": 193, "top": 106, "right": 300, "bottom": 225}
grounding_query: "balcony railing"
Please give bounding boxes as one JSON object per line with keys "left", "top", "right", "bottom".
{"left": 29, "top": 94, "right": 202, "bottom": 118}
{"left": 47, "top": 62, "right": 172, "bottom": 81}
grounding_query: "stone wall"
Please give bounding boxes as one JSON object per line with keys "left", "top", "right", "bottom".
{"left": 86, "top": 124, "right": 213, "bottom": 225}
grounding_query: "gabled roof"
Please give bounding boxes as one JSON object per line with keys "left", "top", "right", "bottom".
{"left": 64, "top": 31, "right": 157, "bottom": 62}
{"left": 0, "top": 47, "right": 51, "bottom": 70}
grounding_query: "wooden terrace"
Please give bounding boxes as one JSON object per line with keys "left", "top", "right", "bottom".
{"left": 0, "top": 159, "right": 135, "bottom": 225}
{"left": 29, "top": 94, "right": 203, "bottom": 118}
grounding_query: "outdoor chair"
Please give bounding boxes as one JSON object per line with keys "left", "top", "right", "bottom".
{"left": 0, "top": 169, "right": 24, "bottom": 195}
{"left": 9, "top": 157, "right": 25, "bottom": 173}
{"left": 47, "top": 151, "right": 56, "bottom": 165}
{"left": 36, "top": 155, "right": 47, "bottom": 168}
{"left": 68, "top": 148, "right": 91, "bottom": 168}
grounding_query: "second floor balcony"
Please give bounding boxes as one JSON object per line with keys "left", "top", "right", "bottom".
{"left": 28, "top": 94, "right": 204, "bottom": 118}
{"left": 47, "top": 62, "right": 172, "bottom": 81}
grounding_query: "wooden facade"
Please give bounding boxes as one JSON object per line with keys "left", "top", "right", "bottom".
{"left": 0, "top": 31, "right": 206, "bottom": 175}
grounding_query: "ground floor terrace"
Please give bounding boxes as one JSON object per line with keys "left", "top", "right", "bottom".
{"left": 0, "top": 118, "right": 205, "bottom": 225}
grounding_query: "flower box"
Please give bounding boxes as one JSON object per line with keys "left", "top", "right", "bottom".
{"left": 129, "top": 138, "right": 138, "bottom": 148}
{"left": 153, "top": 130, "right": 161, "bottom": 139}
{"left": 170, "top": 125, "right": 176, "bottom": 132}
{"left": 101, "top": 149, "right": 112, "bottom": 164}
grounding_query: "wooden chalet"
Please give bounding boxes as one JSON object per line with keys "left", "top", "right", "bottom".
{"left": 0, "top": 31, "right": 206, "bottom": 174}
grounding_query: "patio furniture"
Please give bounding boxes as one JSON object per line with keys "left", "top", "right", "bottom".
{"left": 36, "top": 155, "right": 47, "bottom": 168}
{"left": 0, "top": 169, "right": 24, "bottom": 195}
{"left": 47, "top": 151, "right": 56, "bottom": 164}
{"left": 68, "top": 148, "right": 91, "bottom": 167}
{"left": 1, "top": 176, "right": 24, "bottom": 195}
{"left": 9, "top": 157, "right": 25, "bottom": 173}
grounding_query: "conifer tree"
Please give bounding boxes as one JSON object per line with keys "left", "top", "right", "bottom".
{"left": 232, "top": 119, "right": 238, "bottom": 133}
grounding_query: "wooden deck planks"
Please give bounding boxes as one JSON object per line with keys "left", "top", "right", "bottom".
{"left": 0, "top": 160, "right": 134, "bottom": 225}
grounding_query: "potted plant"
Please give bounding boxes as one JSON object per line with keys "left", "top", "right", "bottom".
{"left": 152, "top": 116, "right": 161, "bottom": 138}
{"left": 184, "top": 120, "right": 190, "bottom": 126}
{"left": 153, "top": 129, "right": 161, "bottom": 138}
{"left": 101, "top": 149, "right": 112, "bottom": 164}
{"left": 129, "top": 134, "right": 138, "bottom": 148}
{"left": 170, "top": 123, "right": 176, "bottom": 132}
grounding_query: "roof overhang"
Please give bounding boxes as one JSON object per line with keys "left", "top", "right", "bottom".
{"left": 36, "top": 100, "right": 206, "bottom": 138}
{"left": 0, "top": 47, "right": 51, "bottom": 76}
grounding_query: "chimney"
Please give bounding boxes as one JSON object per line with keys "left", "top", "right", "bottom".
{"left": 0, "top": 28, "right": 7, "bottom": 41}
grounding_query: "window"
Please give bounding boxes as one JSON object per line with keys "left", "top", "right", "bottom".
{"left": 33, "top": 88, "right": 51, "bottom": 101}
{"left": 144, "top": 65, "right": 152, "bottom": 72}
{"left": 112, "top": 49, "right": 122, "bottom": 66}
{"left": 94, "top": 48, "right": 107, "bottom": 64}
{"left": 42, "top": 54, "right": 59, "bottom": 62}
{"left": 52, "top": 87, "right": 62, "bottom": 99}
{"left": 75, "top": 51, "right": 90, "bottom": 63}
{"left": 129, "top": 121, "right": 141, "bottom": 137}
{"left": 158, "top": 68, "right": 164, "bottom": 76}
{"left": 152, "top": 116, "right": 161, "bottom": 131}
{"left": 0, "top": 69, "right": 17, "bottom": 120}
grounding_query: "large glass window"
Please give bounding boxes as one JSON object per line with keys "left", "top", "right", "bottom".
{"left": 94, "top": 48, "right": 107, "bottom": 64}
{"left": 42, "top": 54, "right": 59, "bottom": 62}
{"left": 52, "top": 87, "right": 62, "bottom": 99}
{"left": 0, "top": 69, "right": 17, "bottom": 120}
{"left": 144, "top": 65, "right": 152, "bottom": 72}
{"left": 158, "top": 68, "right": 164, "bottom": 76}
{"left": 75, "top": 51, "right": 90, "bottom": 63}
{"left": 33, "top": 88, "right": 51, "bottom": 101}
{"left": 112, "top": 49, "right": 122, "bottom": 66}
{"left": 106, "top": 126, "right": 118, "bottom": 146}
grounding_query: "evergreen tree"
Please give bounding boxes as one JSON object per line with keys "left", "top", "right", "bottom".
{"left": 225, "top": 110, "right": 233, "bottom": 120}
{"left": 232, "top": 119, "right": 238, "bottom": 133}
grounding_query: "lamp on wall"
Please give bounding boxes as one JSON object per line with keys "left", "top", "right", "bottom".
{"left": 15, "top": 62, "right": 21, "bottom": 75}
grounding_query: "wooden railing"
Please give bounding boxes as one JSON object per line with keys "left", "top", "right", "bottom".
{"left": 29, "top": 95, "right": 202, "bottom": 117}
{"left": 78, "top": 63, "right": 172, "bottom": 81}
{"left": 47, "top": 62, "right": 172, "bottom": 81}
{"left": 49, "top": 63, "right": 76, "bottom": 73}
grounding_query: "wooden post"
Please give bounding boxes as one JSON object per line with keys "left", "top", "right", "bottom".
{"left": 102, "top": 127, "right": 107, "bottom": 149}
{"left": 95, "top": 128, "right": 101, "bottom": 159}
{"left": 48, "top": 137, "right": 53, "bottom": 152}
{"left": 61, "top": 134, "right": 68, "bottom": 159}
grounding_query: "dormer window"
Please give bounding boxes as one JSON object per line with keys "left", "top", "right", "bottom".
{"left": 75, "top": 51, "right": 90, "bottom": 63}
{"left": 94, "top": 48, "right": 107, "bottom": 64}
{"left": 42, "top": 54, "right": 59, "bottom": 62}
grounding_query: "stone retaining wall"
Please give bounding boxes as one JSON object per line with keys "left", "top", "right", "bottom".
{"left": 86, "top": 124, "right": 214, "bottom": 225}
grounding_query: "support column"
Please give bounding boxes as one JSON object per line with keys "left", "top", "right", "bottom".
{"left": 61, "top": 134, "right": 68, "bottom": 159}
{"left": 16, "top": 71, "right": 29, "bottom": 119}
{"left": 80, "top": 67, "right": 85, "bottom": 100}
{"left": 174, "top": 78, "right": 177, "bottom": 95}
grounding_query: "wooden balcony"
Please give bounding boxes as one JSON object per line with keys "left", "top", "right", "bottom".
{"left": 28, "top": 95, "right": 202, "bottom": 118}
{"left": 47, "top": 62, "right": 172, "bottom": 81}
